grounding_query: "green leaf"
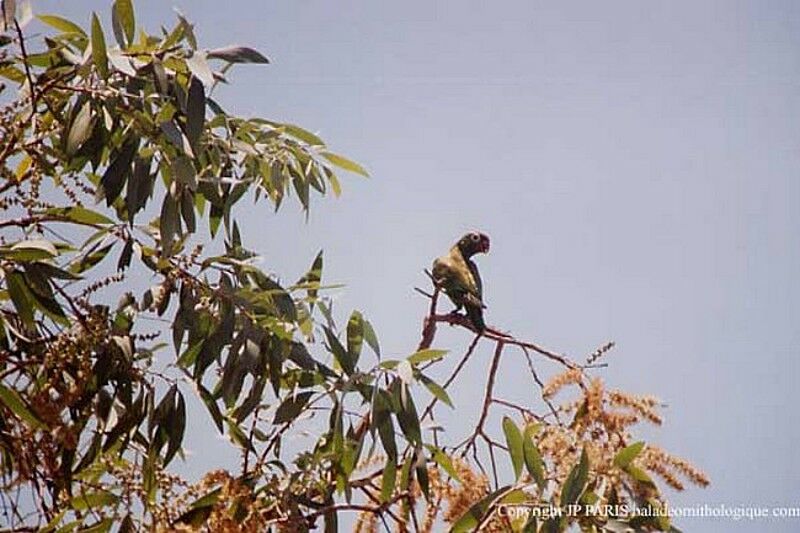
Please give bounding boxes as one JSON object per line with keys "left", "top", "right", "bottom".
{"left": 81, "top": 518, "right": 113, "bottom": 533}
{"left": 416, "top": 455, "right": 430, "bottom": 500}
{"left": 164, "top": 392, "right": 186, "bottom": 464}
{"left": 325, "top": 168, "right": 342, "bottom": 197}
{"left": 380, "top": 458, "right": 396, "bottom": 503}
{"left": 273, "top": 391, "right": 313, "bottom": 424}
{"left": 186, "top": 76, "right": 205, "bottom": 149}
{"left": 178, "top": 489, "right": 220, "bottom": 526}
{"left": 160, "top": 194, "right": 179, "bottom": 249}
{"left": 28, "top": 261, "right": 82, "bottom": 281}
{"left": 69, "top": 491, "right": 118, "bottom": 511}
{"left": 198, "top": 384, "right": 224, "bottom": 434}
{"left": 502, "top": 417, "right": 524, "bottom": 480}
{"left": 371, "top": 394, "right": 397, "bottom": 461}
{"left": 419, "top": 374, "right": 453, "bottom": 408}
{"left": 4, "top": 239, "right": 58, "bottom": 261}
{"left": 226, "top": 419, "right": 254, "bottom": 451}
{"left": 180, "top": 190, "right": 196, "bottom": 233}
{"left": 177, "top": 339, "right": 203, "bottom": 368}
{"left": 27, "top": 284, "right": 69, "bottom": 326}
{"left": 362, "top": 319, "right": 381, "bottom": 358}
{"left": 188, "top": 488, "right": 222, "bottom": 511}
{"left": 38, "top": 14, "right": 87, "bottom": 37}
{"left": 0, "top": 65, "right": 26, "bottom": 84}
{"left": 523, "top": 425, "right": 546, "bottom": 490}
{"left": 207, "top": 45, "right": 270, "bottom": 64}
{"left": 160, "top": 120, "right": 194, "bottom": 157}
{"left": 614, "top": 441, "right": 645, "bottom": 469}
{"left": 449, "top": 485, "right": 515, "bottom": 533}
{"left": 100, "top": 140, "right": 137, "bottom": 206}
{"left": 173, "top": 156, "right": 197, "bottom": 191}
{"left": 42, "top": 206, "right": 114, "bottom": 225}
{"left": 398, "top": 455, "right": 413, "bottom": 491}
{"left": 91, "top": 13, "right": 109, "bottom": 79}
{"left": 428, "top": 445, "right": 460, "bottom": 481}
{"left": 395, "top": 384, "right": 422, "bottom": 446}
{"left": 294, "top": 249, "right": 323, "bottom": 309}
{"left": 560, "top": 448, "right": 589, "bottom": 506}
{"left": 116, "top": 238, "right": 134, "bottom": 271}
{"left": 321, "top": 151, "right": 369, "bottom": 177}
{"left": 626, "top": 465, "right": 655, "bottom": 487}
{"left": 408, "top": 348, "right": 447, "bottom": 366}
{"left": 0, "top": 384, "right": 44, "bottom": 429}
{"left": 112, "top": 0, "right": 134, "bottom": 47}
{"left": 70, "top": 243, "right": 114, "bottom": 274}
{"left": 346, "top": 310, "right": 364, "bottom": 363}
{"left": 282, "top": 123, "right": 324, "bottom": 146}
{"left": 324, "top": 326, "right": 354, "bottom": 375}
{"left": 5, "top": 271, "right": 35, "bottom": 328}
{"left": 186, "top": 52, "right": 215, "bottom": 87}
{"left": 66, "top": 101, "right": 93, "bottom": 155}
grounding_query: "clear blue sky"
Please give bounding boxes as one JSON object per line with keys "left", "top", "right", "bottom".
{"left": 34, "top": 1, "right": 800, "bottom": 531}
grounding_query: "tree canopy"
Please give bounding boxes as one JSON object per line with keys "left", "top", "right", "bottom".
{"left": 0, "top": 2, "right": 707, "bottom": 531}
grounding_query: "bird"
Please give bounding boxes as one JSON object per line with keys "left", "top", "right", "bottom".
{"left": 431, "top": 231, "right": 490, "bottom": 332}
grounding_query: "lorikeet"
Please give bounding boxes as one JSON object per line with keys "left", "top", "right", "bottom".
{"left": 432, "top": 232, "right": 491, "bottom": 332}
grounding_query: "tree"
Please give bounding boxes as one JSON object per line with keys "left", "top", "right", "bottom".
{"left": 0, "top": 2, "right": 708, "bottom": 531}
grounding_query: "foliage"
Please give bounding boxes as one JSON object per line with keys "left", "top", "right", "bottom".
{"left": 0, "top": 2, "right": 706, "bottom": 531}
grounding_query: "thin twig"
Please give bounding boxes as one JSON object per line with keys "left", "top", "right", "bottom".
{"left": 13, "top": 18, "right": 38, "bottom": 115}
{"left": 458, "top": 341, "right": 504, "bottom": 456}
{"left": 429, "top": 312, "right": 577, "bottom": 369}
{"left": 420, "top": 333, "right": 481, "bottom": 422}
{"left": 522, "top": 347, "right": 563, "bottom": 425}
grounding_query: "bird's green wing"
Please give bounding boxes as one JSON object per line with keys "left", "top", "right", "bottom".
{"left": 467, "top": 258, "right": 483, "bottom": 301}
{"left": 432, "top": 247, "right": 483, "bottom": 307}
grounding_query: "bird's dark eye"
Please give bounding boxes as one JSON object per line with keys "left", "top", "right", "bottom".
{"left": 470, "top": 234, "right": 480, "bottom": 242}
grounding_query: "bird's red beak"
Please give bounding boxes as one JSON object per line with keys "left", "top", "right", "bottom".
{"left": 481, "top": 236, "right": 490, "bottom": 254}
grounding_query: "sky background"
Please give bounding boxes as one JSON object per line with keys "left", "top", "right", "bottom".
{"left": 30, "top": 1, "right": 800, "bottom": 531}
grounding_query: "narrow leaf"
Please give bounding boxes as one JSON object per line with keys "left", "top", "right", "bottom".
{"left": 321, "top": 151, "right": 368, "bottom": 177}
{"left": 100, "top": 140, "right": 137, "bottom": 206}
{"left": 324, "top": 327, "right": 354, "bottom": 375}
{"left": 186, "top": 52, "right": 215, "bottom": 87}
{"left": 70, "top": 491, "right": 118, "bottom": 511}
{"left": 42, "top": 206, "right": 114, "bottom": 225}
{"left": 0, "top": 384, "right": 44, "bottom": 429}
{"left": 419, "top": 374, "right": 453, "bottom": 408}
{"left": 449, "top": 486, "right": 515, "bottom": 533}
{"left": 91, "top": 13, "right": 108, "bottom": 79}
{"left": 346, "top": 310, "right": 364, "bottom": 363}
{"left": 614, "top": 441, "right": 645, "bottom": 469}
{"left": 560, "top": 448, "right": 589, "bottom": 506}
{"left": 38, "top": 14, "right": 87, "bottom": 36}
{"left": 273, "top": 391, "right": 313, "bottom": 424}
{"left": 523, "top": 425, "right": 546, "bottom": 490}
{"left": 185, "top": 76, "right": 205, "bottom": 148}
{"left": 380, "top": 458, "right": 396, "bottom": 503}
{"left": 66, "top": 101, "right": 93, "bottom": 155}
{"left": 207, "top": 45, "right": 270, "bottom": 64}
{"left": 502, "top": 417, "right": 524, "bottom": 480}
{"left": 363, "top": 319, "right": 381, "bottom": 357}
{"left": 408, "top": 348, "right": 447, "bottom": 366}
{"left": 112, "top": 0, "right": 134, "bottom": 46}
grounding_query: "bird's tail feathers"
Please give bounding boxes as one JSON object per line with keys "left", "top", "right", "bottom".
{"left": 466, "top": 305, "right": 486, "bottom": 332}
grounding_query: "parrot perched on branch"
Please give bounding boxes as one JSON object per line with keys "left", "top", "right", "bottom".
{"left": 432, "top": 231, "right": 491, "bottom": 332}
